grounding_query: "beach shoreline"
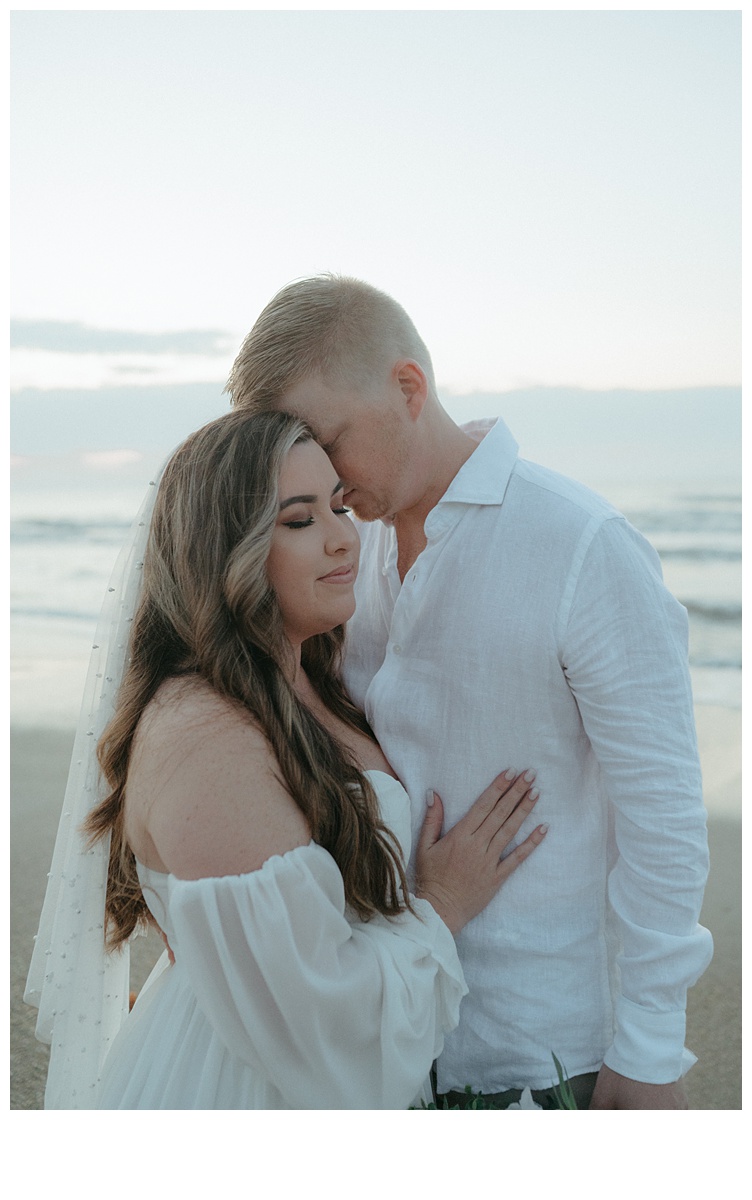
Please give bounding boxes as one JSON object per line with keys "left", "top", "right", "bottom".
{"left": 10, "top": 706, "right": 741, "bottom": 1110}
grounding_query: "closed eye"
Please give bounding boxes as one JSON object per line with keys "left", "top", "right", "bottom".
{"left": 282, "top": 516, "right": 315, "bottom": 529}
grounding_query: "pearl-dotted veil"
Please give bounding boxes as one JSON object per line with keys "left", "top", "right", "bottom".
{"left": 24, "top": 476, "right": 161, "bottom": 1108}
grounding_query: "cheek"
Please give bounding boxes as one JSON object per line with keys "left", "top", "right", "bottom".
{"left": 266, "top": 542, "right": 308, "bottom": 601}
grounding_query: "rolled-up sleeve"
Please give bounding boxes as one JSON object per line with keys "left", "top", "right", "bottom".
{"left": 560, "top": 516, "right": 713, "bottom": 1083}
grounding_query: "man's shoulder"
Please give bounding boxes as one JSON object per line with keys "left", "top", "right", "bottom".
{"left": 462, "top": 416, "right": 621, "bottom": 526}
{"left": 509, "top": 458, "right": 622, "bottom": 527}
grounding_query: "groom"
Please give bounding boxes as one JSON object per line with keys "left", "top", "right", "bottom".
{"left": 226, "top": 275, "right": 712, "bottom": 1109}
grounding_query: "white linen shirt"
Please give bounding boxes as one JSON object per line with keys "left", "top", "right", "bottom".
{"left": 343, "top": 417, "right": 713, "bottom": 1094}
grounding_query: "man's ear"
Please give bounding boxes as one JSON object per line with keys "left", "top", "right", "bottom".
{"left": 394, "top": 360, "right": 428, "bottom": 421}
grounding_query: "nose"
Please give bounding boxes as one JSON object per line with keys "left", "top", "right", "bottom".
{"left": 325, "top": 511, "right": 358, "bottom": 556}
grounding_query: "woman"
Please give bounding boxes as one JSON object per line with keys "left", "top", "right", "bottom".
{"left": 26, "top": 410, "right": 545, "bottom": 1109}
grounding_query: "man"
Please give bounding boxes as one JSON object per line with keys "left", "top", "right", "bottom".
{"left": 226, "top": 275, "right": 712, "bottom": 1109}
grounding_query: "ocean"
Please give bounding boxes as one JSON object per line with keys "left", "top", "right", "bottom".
{"left": 10, "top": 454, "right": 741, "bottom": 729}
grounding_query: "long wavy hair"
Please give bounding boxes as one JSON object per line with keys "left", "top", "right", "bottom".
{"left": 84, "top": 409, "right": 411, "bottom": 949}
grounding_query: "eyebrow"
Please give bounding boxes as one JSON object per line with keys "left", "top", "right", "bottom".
{"left": 279, "top": 481, "right": 344, "bottom": 511}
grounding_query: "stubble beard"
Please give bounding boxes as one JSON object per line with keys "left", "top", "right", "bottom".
{"left": 349, "top": 492, "right": 394, "bottom": 524}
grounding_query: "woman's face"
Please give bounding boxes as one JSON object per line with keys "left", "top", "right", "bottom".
{"left": 266, "top": 439, "right": 360, "bottom": 646}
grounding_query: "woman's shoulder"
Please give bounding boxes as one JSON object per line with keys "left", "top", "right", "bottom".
{"left": 140, "top": 674, "right": 258, "bottom": 741}
{"left": 130, "top": 675, "right": 276, "bottom": 787}
{"left": 127, "top": 676, "right": 311, "bottom": 880}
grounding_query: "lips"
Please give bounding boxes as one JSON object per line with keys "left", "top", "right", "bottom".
{"left": 318, "top": 564, "right": 356, "bottom": 583}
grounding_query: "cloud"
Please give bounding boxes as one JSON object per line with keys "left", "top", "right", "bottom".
{"left": 10, "top": 319, "right": 233, "bottom": 356}
{"left": 80, "top": 449, "right": 145, "bottom": 468}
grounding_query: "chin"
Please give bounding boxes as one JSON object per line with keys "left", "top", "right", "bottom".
{"left": 351, "top": 498, "right": 390, "bottom": 523}
{"left": 304, "top": 603, "right": 357, "bottom": 641}
{"left": 337, "top": 599, "right": 357, "bottom": 626}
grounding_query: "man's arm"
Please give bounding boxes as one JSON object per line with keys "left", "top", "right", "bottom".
{"left": 589, "top": 1064, "right": 688, "bottom": 1109}
{"left": 560, "top": 516, "right": 713, "bottom": 1108}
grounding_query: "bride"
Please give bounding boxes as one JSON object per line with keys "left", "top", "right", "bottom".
{"left": 26, "top": 409, "right": 545, "bottom": 1109}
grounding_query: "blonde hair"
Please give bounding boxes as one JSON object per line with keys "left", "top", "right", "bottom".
{"left": 85, "top": 409, "right": 411, "bottom": 948}
{"left": 225, "top": 274, "right": 436, "bottom": 410}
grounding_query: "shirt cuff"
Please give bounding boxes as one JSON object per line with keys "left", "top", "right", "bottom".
{"left": 603, "top": 995, "right": 698, "bottom": 1084}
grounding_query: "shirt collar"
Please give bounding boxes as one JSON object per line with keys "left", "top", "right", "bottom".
{"left": 377, "top": 417, "right": 519, "bottom": 535}
{"left": 434, "top": 416, "right": 519, "bottom": 509}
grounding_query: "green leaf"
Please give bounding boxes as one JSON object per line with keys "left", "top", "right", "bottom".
{"left": 550, "top": 1053, "right": 578, "bottom": 1109}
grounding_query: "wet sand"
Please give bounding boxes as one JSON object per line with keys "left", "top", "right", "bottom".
{"left": 9, "top": 707, "right": 741, "bottom": 1109}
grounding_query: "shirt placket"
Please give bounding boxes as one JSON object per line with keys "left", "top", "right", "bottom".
{"left": 386, "top": 505, "right": 466, "bottom": 659}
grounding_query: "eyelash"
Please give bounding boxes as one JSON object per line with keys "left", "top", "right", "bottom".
{"left": 283, "top": 506, "right": 351, "bottom": 530}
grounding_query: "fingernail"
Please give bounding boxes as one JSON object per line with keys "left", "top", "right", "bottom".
{"left": 504, "top": 769, "right": 517, "bottom": 781}
{"left": 425, "top": 789, "right": 435, "bottom": 807}
{"left": 529, "top": 788, "right": 540, "bottom": 800}
{"left": 539, "top": 823, "right": 549, "bottom": 834}
{"left": 524, "top": 769, "right": 536, "bottom": 782}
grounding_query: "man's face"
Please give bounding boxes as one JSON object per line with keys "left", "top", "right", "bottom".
{"left": 276, "top": 372, "right": 411, "bottom": 522}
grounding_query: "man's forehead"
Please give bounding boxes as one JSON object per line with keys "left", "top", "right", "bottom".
{"left": 274, "top": 397, "right": 338, "bottom": 442}
{"left": 278, "top": 377, "right": 359, "bottom": 437}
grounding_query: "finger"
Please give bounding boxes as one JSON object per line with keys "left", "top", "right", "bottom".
{"left": 465, "top": 769, "right": 530, "bottom": 833}
{"left": 472, "top": 770, "right": 537, "bottom": 835}
{"left": 488, "top": 787, "right": 541, "bottom": 850}
{"left": 496, "top": 822, "right": 548, "bottom": 882}
{"left": 416, "top": 790, "right": 444, "bottom": 854}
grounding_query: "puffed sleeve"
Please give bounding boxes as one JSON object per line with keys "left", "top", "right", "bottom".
{"left": 167, "top": 842, "right": 467, "bottom": 1109}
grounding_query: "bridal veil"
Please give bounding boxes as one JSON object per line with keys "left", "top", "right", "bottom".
{"left": 24, "top": 476, "right": 160, "bottom": 1108}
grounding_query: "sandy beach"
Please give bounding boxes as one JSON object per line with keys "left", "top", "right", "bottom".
{"left": 10, "top": 705, "right": 741, "bottom": 1110}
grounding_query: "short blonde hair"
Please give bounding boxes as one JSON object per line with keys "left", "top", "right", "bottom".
{"left": 225, "top": 274, "right": 436, "bottom": 410}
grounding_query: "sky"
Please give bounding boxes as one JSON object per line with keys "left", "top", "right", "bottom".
{"left": 10, "top": 6, "right": 741, "bottom": 398}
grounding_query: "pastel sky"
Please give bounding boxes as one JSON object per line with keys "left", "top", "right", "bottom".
{"left": 10, "top": 6, "right": 741, "bottom": 394}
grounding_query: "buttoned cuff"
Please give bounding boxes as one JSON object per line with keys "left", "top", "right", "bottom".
{"left": 603, "top": 995, "right": 697, "bottom": 1084}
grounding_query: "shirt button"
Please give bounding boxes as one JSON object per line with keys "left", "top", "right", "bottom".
{"left": 393, "top": 644, "right": 402, "bottom": 655}
{"left": 381, "top": 566, "right": 388, "bottom": 576}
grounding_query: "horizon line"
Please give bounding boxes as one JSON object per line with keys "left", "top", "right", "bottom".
{"left": 10, "top": 380, "right": 742, "bottom": 399}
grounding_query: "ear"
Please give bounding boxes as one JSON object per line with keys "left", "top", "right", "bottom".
{"left": 394, "top": 360, "right": 428, "bottom": 421}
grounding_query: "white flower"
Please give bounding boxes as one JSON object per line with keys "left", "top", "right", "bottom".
{"left": 506, "top": 1086, "right": 542, "bottom": 1110}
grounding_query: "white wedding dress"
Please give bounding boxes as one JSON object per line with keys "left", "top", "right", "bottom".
{"left": 95, "top": 771, "right": 467, "bottom": 1109}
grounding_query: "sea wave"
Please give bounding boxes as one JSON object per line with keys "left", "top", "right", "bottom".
{"left": 691, "top": 655, "right": 742, "bottom": 670}
{"left": 657, "top": 546, "right": 740, "bottom": 562}
{"left": 11, "top": 604, "right": 102, "bottom": 622}
{"left": 675, "top": 493, "right": 741, "bottom": 504}
{"left": 682, "top": 600, "right": 742, "bottom": 623}
{"left": 627, "top": 510, "right": 741, "bottom": 534}
{"left": 11, "top": 518, "right": 130, "bottom": 542}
